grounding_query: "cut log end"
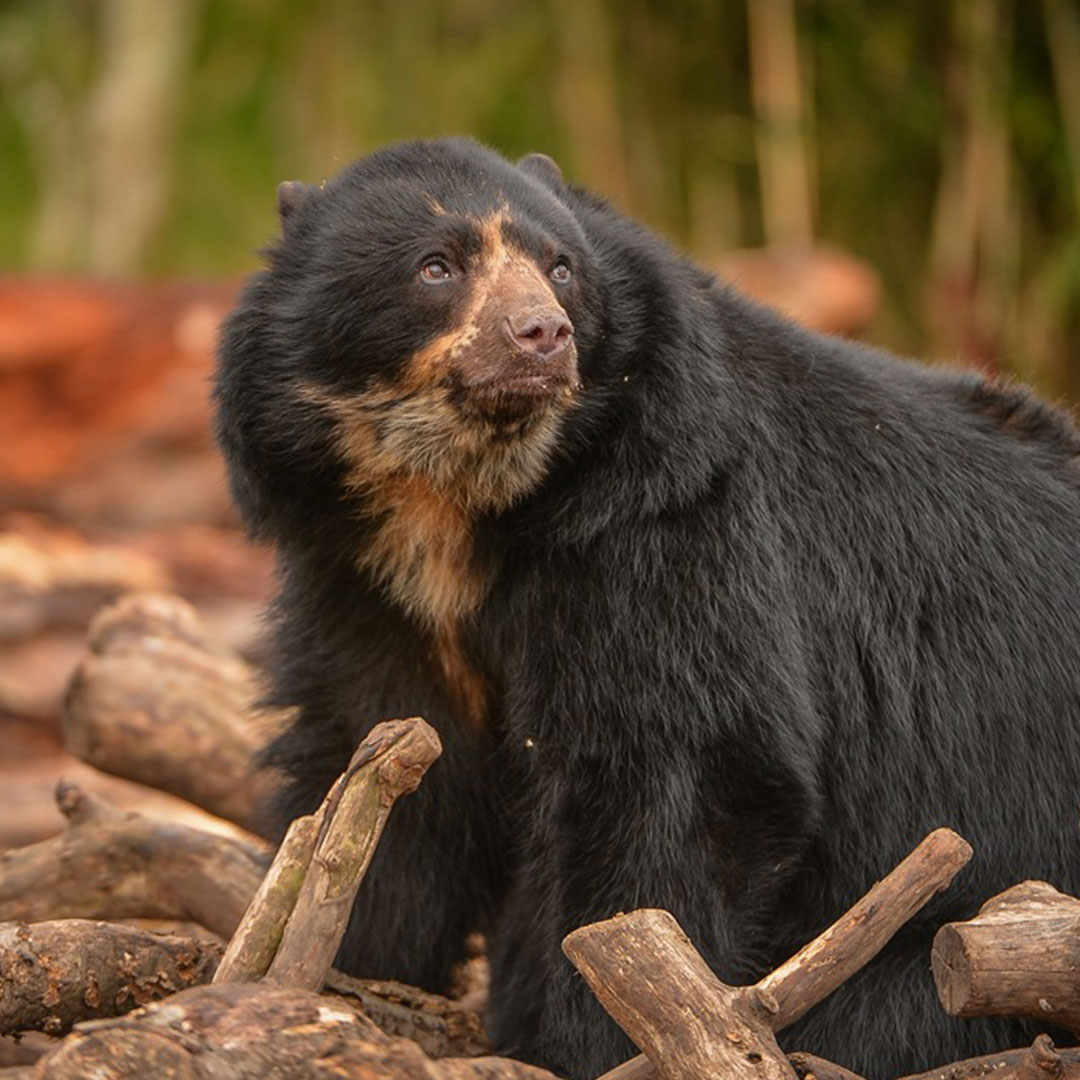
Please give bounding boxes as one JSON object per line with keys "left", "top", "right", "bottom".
{"left": 930, "top": 924, "right": 972, "bottom": 1016}
{"left": 931, "top": 880, "right": 1080, "bottom": 1036}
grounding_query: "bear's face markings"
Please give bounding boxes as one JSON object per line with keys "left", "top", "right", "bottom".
{"left": 298, "top": 206, "right": 581, "bottom": 513}
{"left": 403, "top": 207, "right": 580, "bottom": 422}
{"left": 293, "top": 209, "right": 583, "bottom": 712}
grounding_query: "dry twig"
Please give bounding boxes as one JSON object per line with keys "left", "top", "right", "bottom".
{"left": 213, "top": 813, "right": 320, "bottom": 984}
{"left": 264, "top": 718, "right": 442, "bottom": 990}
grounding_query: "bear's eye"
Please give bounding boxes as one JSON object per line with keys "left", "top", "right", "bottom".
{"left": 419, "top": 258, "right": 452, "bottom": 284}
{"left": 550, "top": 260, "right": 572, "bottom": 285}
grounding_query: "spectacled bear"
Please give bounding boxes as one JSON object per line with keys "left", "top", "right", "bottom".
{"left": 214, "top": 137, "right": 1080, "bottom": 1078}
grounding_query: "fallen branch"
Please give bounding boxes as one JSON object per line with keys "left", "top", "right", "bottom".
{"left": 29, "top": 983, "right": 556, "bottom": 1080}
{"left": 896, "top": 1034, "right": 1080, "bottom": 1080}
{"left": 566, "top": 908, "right": 796, "bottom": 1080}
{"left": 0, "top": 919, "right": 221, "bottom": 1037}
{"left": 213, "top": 813, "right": 320, "bottom": 983}
{"left": 0, "top": 916, "right": 488, "bottom": 1058}
{"left": 0, "top": 780, "right": 487, "bottom": 1054}
{"left": 566, "top": 828, "right": 973, "bottom": 1080}
{"left": 757, "top": 828, "right": 973, "bottom": 1029}
{"left": 325, "top": 971, "right": 491, "bottom": 1059}
{"left": 264, "top": 718, "right": 442, "bottom": 990}
{"left": 787, "top": 1053, "right": 867, "bottom": 1080}
{"left": 932, "top": 881, "right": 1080, "bottom": 1036}
{"left": 62, "top": 592, "right": 281, "bottom": 835}
{"left": 0, "top": 781, "right": 267, "bottom": 939}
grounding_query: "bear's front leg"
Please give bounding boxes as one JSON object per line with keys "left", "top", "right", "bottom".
{"left": 486, "top": 747, "right": 817, "bottom": 1078}
{"left": 268, "top": 702, "right": 512, "bottom": 996}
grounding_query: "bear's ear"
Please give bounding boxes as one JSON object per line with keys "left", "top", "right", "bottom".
{"left": 519, "top": 152, "right": 564, "bottom": 192}
{"left": 277, "top": 181, "right": 309, "bottom": 229}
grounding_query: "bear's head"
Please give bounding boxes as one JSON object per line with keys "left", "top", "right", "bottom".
{"left": 215, "top": 139, "right": 605, "bottom": 616}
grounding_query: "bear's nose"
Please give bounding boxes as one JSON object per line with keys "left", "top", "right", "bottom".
{"left": 505, "top": 309, "right": 574, "bottom": 358}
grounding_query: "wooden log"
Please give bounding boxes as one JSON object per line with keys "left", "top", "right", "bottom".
{"left": 896, "top": 1034, "right": 1080, "bottom": 1080}
{"left": 786, "top": 1053, "right": 868, "bottom": 1080}
{"left": 0, "top": 783, "right": 487, "bottom": 1055}
{"left": 325, "top": 971, "right": 491, "bottom": 1059}
{"left": 213, "top": 813, "right": 320, "bottom": 983}
{"left": 569, "top": 828, "right": 972, "bottom": 1080}
{"left": 564, "top": 908, "right": 796, "bottom": 1080}
{"left": 29, "top": 983, "right": 556, "bottom": 1080}
{"left": 0, "top": 917, "right": 487, "bottom": 1058}
{"left": 265, "top": 718, "right": 442, "bottom": 990}
{"left": 34, "top": 1027, "right": 197, "bottom": 1079}
{"left": 62, "top": 592, "right": 279, "bottom": 835}
{"left": 0, "top": 781, "right": 267, "bottom": 939}
{"left": 932, "top": 881, "right": 1080, "bottom": 1036}
{"left": 0, "top": 919, "right": 221, "bottom": 1037}
{"left": 757, "top": 828, "right": 973, "bottom": 1029}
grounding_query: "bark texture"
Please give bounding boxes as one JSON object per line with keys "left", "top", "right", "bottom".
{"left": 63, "top": 592, "right": 280, "bottom": 834}
{"left": 26, "top": 984, "right": 556, "bottom": 1080}
{"left": 933, "top": 881, "right": 1080, "bottom": 1035}
{"left": 0, "top": 920, "right": 221, "bottom": 1037}
{"left": 0, "top": 781, "right": 267, "bottom": 939}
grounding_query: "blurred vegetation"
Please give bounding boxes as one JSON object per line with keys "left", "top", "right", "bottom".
{"left": 0, "top": 0, "right": 1078, "bottom": 398}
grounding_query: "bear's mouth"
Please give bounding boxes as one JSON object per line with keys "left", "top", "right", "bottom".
{"left": 450, "top": 356, "right": 580, "bottom": 427}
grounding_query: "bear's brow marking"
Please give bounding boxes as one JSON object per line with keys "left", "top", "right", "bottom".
{"left": 406, "top": 207, "right": 549, "bottom": 386}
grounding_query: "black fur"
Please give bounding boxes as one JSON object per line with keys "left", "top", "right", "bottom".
{"left": 215, "top": 137, "right": 1080, "bottom": 1077}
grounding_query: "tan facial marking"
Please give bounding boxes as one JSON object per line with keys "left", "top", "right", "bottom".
{"left": 357, "top": 471, "right": 484, "bottom": 622}
{"left": 406, "top": 208, "right": 562, "bottom": 387}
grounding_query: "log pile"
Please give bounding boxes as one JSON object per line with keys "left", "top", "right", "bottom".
{"left": 0, "top": 517, "right": 273, "bottom": 850}
{"left": 0, "top": 591, "right": 1078, "bottom": 1079}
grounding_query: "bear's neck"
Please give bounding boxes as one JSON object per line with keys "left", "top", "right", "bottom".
{"left": 357, "top": 473, "right": 491, "bottom": 730}
{"left": 359, "top": 472, "right": 486, "bottom": 626}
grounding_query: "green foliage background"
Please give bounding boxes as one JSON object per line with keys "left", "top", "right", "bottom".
{"left": 1, "top": 0, "right": 1078, "bottom": 396}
